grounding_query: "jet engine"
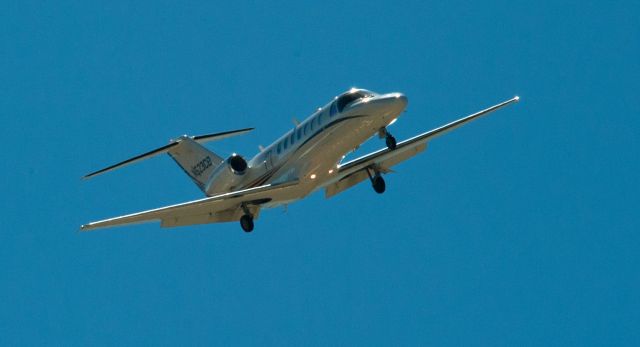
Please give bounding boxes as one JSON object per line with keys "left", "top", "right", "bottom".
{"left": 226, "top": 153, "right": 248, "bottom": 175}
{"left": 205, "top": 153, "right": 249, "bottom": 195}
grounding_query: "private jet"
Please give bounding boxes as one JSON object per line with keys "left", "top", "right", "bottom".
{"left": 81, "top": 89, "right": 519, "bottom": 232}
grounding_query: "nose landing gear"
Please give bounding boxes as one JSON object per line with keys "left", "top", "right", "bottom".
{"left": 379, "top": 127, "right": 397, "bottom": 150}
{"left": 385, "top": 135, "right": 397, "bottom": 150}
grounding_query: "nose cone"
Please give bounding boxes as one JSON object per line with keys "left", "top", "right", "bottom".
{"left": 348, "top": 92, "right": 408, "bottom": 115}
{"left": 380, "top": 92, "right": 408, "bottom": 114}
{"left": 393, "top": 93, "right": 408, "bottom": 109}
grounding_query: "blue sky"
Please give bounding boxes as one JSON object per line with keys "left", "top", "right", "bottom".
{"left": 1, "top": 1, "right": 639, "bottom": 345}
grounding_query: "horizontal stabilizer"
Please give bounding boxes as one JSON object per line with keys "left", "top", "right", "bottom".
{"left": 192, "top": 128, "right": 254, "bottom": 143}
{"left": 83, "top": 127, "right": 253, "bottom": 179}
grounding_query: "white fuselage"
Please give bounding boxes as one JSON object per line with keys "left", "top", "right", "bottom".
{"left": 207, "top": 89, "right": 408, "bottom": 204}
{"left": 81, "top": 91, "right": 520, "bottom": 232}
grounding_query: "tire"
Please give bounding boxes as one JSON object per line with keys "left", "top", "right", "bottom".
{"left": 386, "top": 136, "right": 397, "bottom": 150}
{"left": 372, "top": 175, "right": 386, "bottom": 194}
{"left": 240, "top": 215, "right": 254, "bottom": 232}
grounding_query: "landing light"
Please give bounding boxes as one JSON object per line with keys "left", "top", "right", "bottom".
{"left": 328, "top": 169, "right": 334, "bottom": 174}
{"left": 310, "top": 174, "right": 317, "bottom": 179}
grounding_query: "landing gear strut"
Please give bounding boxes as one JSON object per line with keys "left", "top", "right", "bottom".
{"left": 367, "top": 167, "right": 386, "bottom": 194}
{"left": 379, "top": 127, "right": 397, "bottom": 150}
{"left": 240, "top": 204, "right": 254, "bottom": 232}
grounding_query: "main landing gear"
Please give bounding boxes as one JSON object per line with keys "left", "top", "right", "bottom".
{"left": 240, "top": 215, "right": 254, "bottom": 232}
{"left": 379, "top": 127, "right": 397, "bottom": 150}
{"left": 366, "top": 167, "right": 386, "bottom": 194}
{"left": 240, "top": 203, "right": 254, "bottom": 232}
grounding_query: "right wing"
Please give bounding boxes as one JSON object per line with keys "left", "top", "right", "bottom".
{"left": 81, "top": 179, "right": 298, "bottom": 231}
{"left": 325, "top": 96, "right": 519, "bottom": 198}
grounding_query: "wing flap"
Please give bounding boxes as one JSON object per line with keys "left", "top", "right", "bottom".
{"left": 378, "top": 142, "right": 427, "bottom": 171}
{"left": 325, "top": 170, "right": 369, "bottom": 199}
{"left": 160, "top": 207, "right": 260, "bottom": 227}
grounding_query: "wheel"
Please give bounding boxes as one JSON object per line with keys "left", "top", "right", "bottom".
{"left": 372, "top": 175, "right": 386, "bottom": 194}
{"left": 386, "top": 135, "right": 397, "bottom": 150}
{"left": 240, "top": 215, "right": 254, "bottom": 232}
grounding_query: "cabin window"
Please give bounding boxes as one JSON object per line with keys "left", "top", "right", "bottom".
{"left": 290, "top": 132, "right": 295, "bottom": 145}
{"left": 277, "top": 142, "right": 281, "bottom": 154}
{"left": 330, "top": 102, "right": 337, "bottom": 117}
{"left": 303, "top": 123, "right": 308, "bottom": 136}
{"left": 284, "top": 137, "right": 288, "bottom": 149}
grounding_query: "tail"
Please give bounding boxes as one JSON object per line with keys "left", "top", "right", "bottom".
{"left": 83, "top": 128, "right": 253, "bottom": 193}
{"left": 166, "top": 136, "right": 223, "bottom": 190}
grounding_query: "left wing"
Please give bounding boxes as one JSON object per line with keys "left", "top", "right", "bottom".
{"left": 325, "top": 96, "right": 519, "bottom": 198}
{"left": 81, "top": 180, "right": 299, "bottom": 231}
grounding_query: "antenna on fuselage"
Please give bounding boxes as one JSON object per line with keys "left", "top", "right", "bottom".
{"left": 292, "top": 117, "right": 300, "bottom": 126}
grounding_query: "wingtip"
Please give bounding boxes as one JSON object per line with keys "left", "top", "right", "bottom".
{"left": 82, "top": 171, "right": 101, "bottom": 180}
{"left": 514, "top": 95, "right": 520, "bottom": 102}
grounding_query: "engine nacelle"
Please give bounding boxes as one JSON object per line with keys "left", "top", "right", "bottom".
{"left": 227, "top": 153, "right": 248, "bottom": 175}
{"left": 205, "top": 154, "right": 248, "bottom": 195}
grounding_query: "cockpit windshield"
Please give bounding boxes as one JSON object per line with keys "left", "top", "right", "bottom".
{"left": 336, "top": 90, "right": 372, "bottom": 112}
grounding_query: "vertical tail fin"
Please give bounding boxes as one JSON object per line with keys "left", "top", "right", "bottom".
{"left": 167, "top": 136, "right": 223, "bottom": 191}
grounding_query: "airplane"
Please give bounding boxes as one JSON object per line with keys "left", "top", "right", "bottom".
{"left": 81, "top": 89, "right": 519, "bottom": 233}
